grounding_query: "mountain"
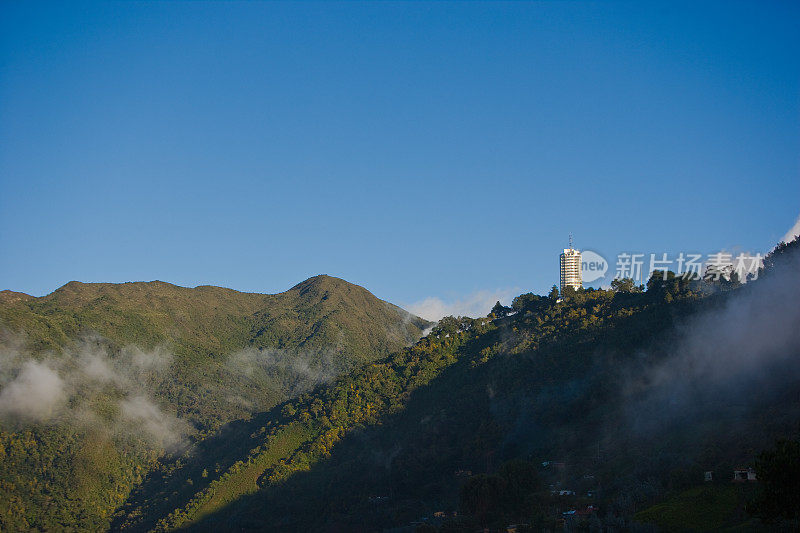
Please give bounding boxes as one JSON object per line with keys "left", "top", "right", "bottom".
{"left": 1, "top": 275, "right": 429, "bottom": 365}
{"left": 110, "top": 240, "right": 800, "bottom": 532}
{"left": 0, "top": 275, "right": 431, "bottom": 531}
{"left": 0, "top": 275, "right": 431, "bottom": 427}
{"left": 3, "top": 241, "right": 799, "bottom": 532}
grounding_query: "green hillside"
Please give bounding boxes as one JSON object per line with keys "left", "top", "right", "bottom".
{"left": 1, "top": 275, "right": 429, "bottom": 366}
{"left": 0, "top": 275, "right": 431, "bottom": 531}
{"left": 164, "top": 285, "right": 702, "bottom": 531}
{"left": 634, "top": 484, "right": 765, "bottom": 532}
{"left": 113, "top": 240, "right": 800, "bottom": 532}
{"left": 0, "top": 275, "right": 430, "bottom": 427}
{"left": 2, "top": 242, "right": 799, "bottom": 532}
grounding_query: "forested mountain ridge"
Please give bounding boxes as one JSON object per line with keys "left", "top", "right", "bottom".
{"left": 0, "top": 274, "right": 431, "bottom": 429}
{"left": 2, "top": 240, "right": 799, "bottom": 532}
{"left": 0, "top": 275, "right": 431, "bottom": 531}
{"left": 148, "top": 284, "right": 699, "bottom": 531}
{"left": 0, "top": 275, "right": 430, "bottom": 365}
{"left": 120, "top": 239, "right": 800, "bottom": 532}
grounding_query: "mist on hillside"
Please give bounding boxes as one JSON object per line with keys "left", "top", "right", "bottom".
{"left": 482, "top": 239, "right": 800, "bottom": 492}
{"left": 0, "top": 333, "right": 348, "bottom": 451}
{"left": 0, "top": 334, "right": 190, "bottom": 451}
{"left": 625, "top": 245, "right": 800, "bottom": 437}
{"left": 225, "top": 346, "right": 341, "bottom": 399}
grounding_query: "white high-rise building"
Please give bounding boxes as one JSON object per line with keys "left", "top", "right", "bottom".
{"left": 560, "top": 239, "right": 582, "bottom": 293}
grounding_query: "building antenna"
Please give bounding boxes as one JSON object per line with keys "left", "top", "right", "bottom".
{"left": 569, "top": 233, "right": 573, "bottom": 250}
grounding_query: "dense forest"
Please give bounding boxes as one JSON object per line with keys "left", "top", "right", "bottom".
{"left": 1, "top": 240, "right": 799, "bottom": 531}
{"left": 0, "top": 275, "right": 430, "bottom": 530}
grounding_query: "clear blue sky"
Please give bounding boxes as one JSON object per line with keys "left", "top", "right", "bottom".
{"left": 1, "top": 1, "right": 798, "bottom": 316}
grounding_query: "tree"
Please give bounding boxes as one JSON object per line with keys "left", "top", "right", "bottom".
{"left": 762, "top": 235, "right": 800, "bottom": 275}
{"left": 512, "top": 293, "right": 542, "bottom": 314}
{"left": 548, "top": 285, "right": 560, "bottom": 300}
{"left": 646, "top": 270, "right": 676, "bottom": 290}
{"left": 560, "top": 285, "right": 577, "bottom": 299}
{"left": 610, "top": 277, "right": 641, "bottom": 293}
{"left": 748, "top": 438, "right": 800, "bottom": 524}
{"left": 491, "top": 301, "right": 511, "bottom": 318}
{"left": 719, "top": 270, "right": 742, "bottom": 291}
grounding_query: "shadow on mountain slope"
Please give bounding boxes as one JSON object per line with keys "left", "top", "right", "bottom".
{"left": 110, "top": 404, "right": 289, "bottom": 533}
{"left": 185, "top": 255, "right": 800, "bottom": 531}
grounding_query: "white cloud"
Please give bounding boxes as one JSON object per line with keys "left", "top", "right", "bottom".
{"left": 406, "top": 288, "right": 519, "bottom": 322}
{"left": 225, "top": 346, "right": 340, "bottom": 397}
{"left": 0, "top": 360, "right": 66, "bottom": 421}
{"left": 782, "top": 214, "right": 800, "bottom": 244}
{"left": 0, "top": 336, "right": 190, "bottom": 449}
{"left": 119, "top": 395, "right": 190, "bottom": 451}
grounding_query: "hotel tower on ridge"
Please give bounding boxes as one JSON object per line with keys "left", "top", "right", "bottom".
{"left": 559, "top": 236, "right": 582, "bottom": 292}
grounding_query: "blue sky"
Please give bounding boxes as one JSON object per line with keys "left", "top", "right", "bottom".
{"left": 1, "top": 2, "right": 798, "bottom": 319}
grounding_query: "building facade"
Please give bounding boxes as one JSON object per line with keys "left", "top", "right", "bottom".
{"left": 560, "top": 246, "right": 583, "bottom": 292}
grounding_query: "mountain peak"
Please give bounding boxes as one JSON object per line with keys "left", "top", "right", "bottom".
{"left": 288, "top": 274, "right": 358, "bottom": 295}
